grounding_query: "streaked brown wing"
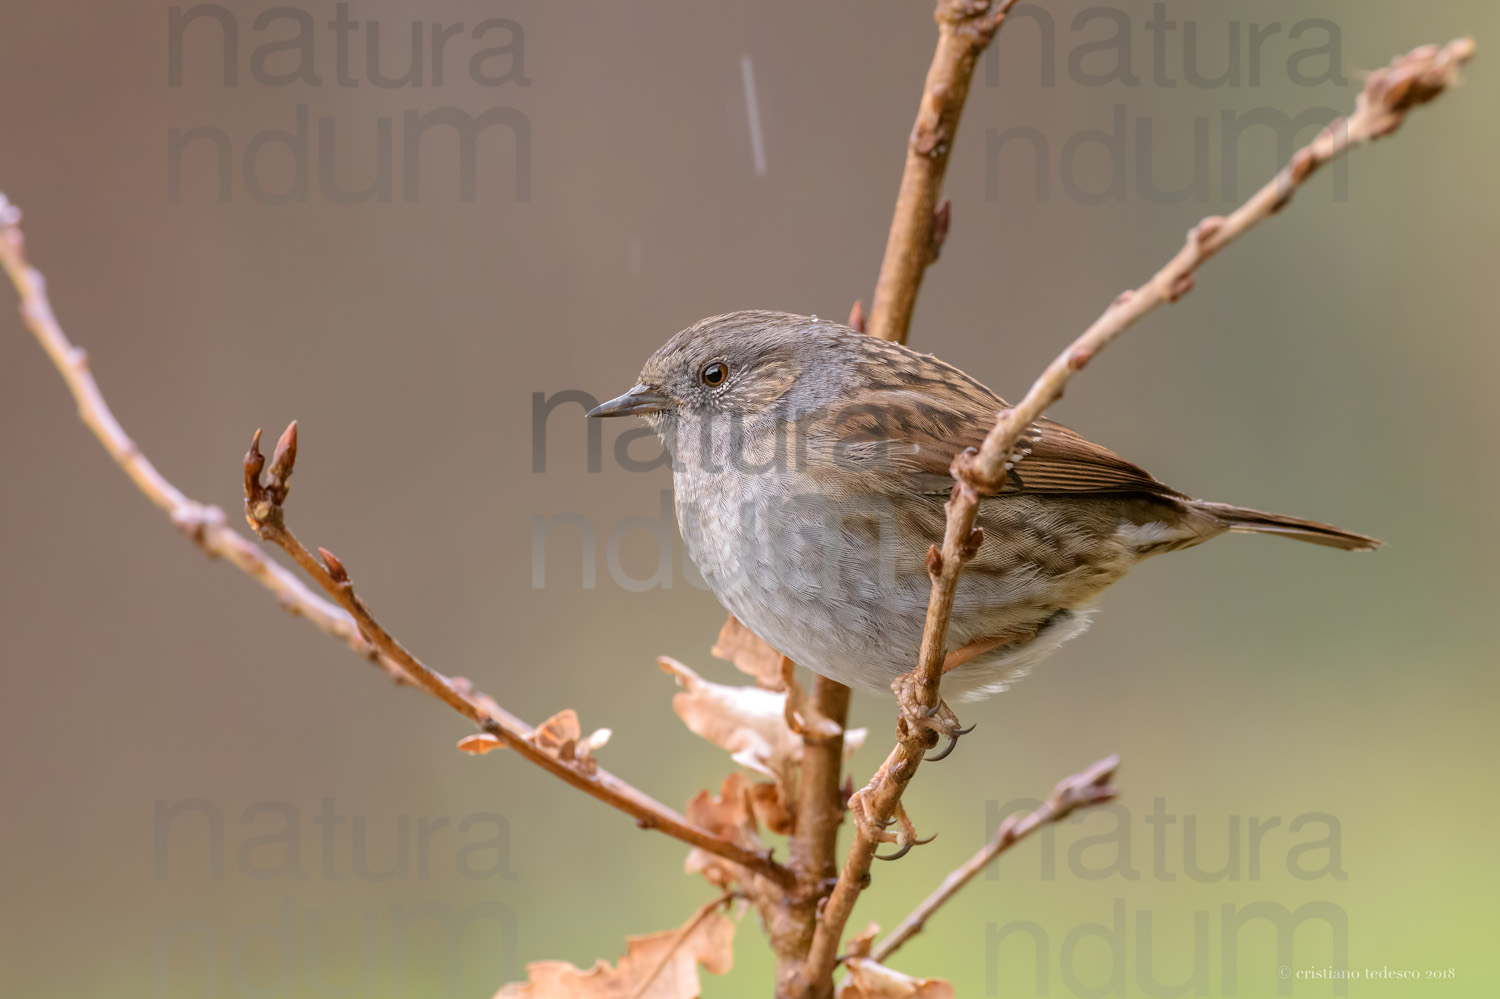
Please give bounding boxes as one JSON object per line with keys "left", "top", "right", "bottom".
{"left": 1011, "top": 417, "right": 1181, "bottom": 497}
{"left": 818, "top": 383, "right": 1180, "bottom": 499}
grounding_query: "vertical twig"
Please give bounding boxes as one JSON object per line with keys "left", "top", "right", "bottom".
{"left": 774, "top": 676, "right": 854, "bottom": 991}
{"left": 867, "top": 0, "right": 1023, "bottom": 344}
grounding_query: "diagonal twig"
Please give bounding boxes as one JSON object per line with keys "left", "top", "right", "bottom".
{"left": 0, "top": 193, "right": 391, "bottom": 675}
{"left": 244, "top": 425, "right": 796, "bottom": 888}
{"left": 871, "top": 755, "right": 1118, "bottom": 962}
{"left": 960, "top": 37, "right": 1478, "bottom": 492}
{"left": 867, "top": 0, "right": 1024, "bottom": 344}
{"left": 0, "top": 194, "right": 793, "bottom": 890}
{"left": 801, "top": 37, "right": 1475, "bottom": 988}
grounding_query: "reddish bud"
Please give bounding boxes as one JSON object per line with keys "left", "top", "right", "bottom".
{"left": 1168, "top": 272, "right": 1196, "bottom": 302}
{"left": 1193, "top": 215, "right": 1225, "bottom": 246}
{"left": 243, "top": 429, "right": 266, "bottom": 500}
{"left": 961, "top": 526, "right": 985, "bottom": 560}
{"left": 929, "top": 198, "right": 952, "bottom": 262}
{"left": 1289, "top": 149, "right": 1317, "bottom": 186}
{"left": 910, "top": 120, "right": 941, "bottom": 156}
{"left": 270, "top": 420, "right": 299, "bottom": 482}
{"left": 848, "top": 299, "right": 867, "bottom": 334}
{"left": 319, "top": 547, "right": 348, "bottom": 583}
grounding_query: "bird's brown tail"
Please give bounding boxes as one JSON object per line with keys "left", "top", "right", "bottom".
{"left": 1194, "top": 501, "right": 1381, "bottom": 552}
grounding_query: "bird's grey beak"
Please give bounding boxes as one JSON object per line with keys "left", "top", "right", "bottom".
{"left": 587, "top": 383, "right": 671, "bottom": 418}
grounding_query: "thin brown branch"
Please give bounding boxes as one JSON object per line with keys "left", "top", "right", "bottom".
{"left": 867, "top": 0, "right": 1023, "bottom": 344}
{"left": 0, "top": 194, "right": 793, "bottom": 892}
{"left": 773, "top": 675, "right": 854, "bottom": 988}
{"left": 871, "top": 755, "right": 1119, "bottom": 962}
{"left": 801, "top": 36, "right": 1474, "bottom": 989}
{"left": 958, "top": 37, "right": 1477, "bottom": 493}
{"left": 0, "top": 193, "right": 394, "bottom": 675}
{"left": 792, "top": 676, "right": 854, "bottom": 891}
{"left": 244, "top": 428, "right": 796, "bottom": 889}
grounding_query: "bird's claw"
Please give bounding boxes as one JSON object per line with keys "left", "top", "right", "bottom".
{"left": 849, "top": 782, "right": 897, "bottom": 843}
{"left": 891, "top": 674, "right": 969, "bottom": 750}
{"left": 875, "top": 831, "right": 937, "bottom": 862}
{"left": 909, "top": 696, "right": 972, "bottom": 763}
{"left": 874, "top": 840, "right": 915, "bottom": 862}
{"left": 873, "top": 804, "right": 934, "bottom": 861}
{"left": 925, "top": 721, "right": 976, "bottom": 762}
{"left": 920, "top": 700, "right": 967, "bottom": 737}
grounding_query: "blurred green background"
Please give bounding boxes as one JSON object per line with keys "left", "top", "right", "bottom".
{"left": 0, "top": 1, "right": 1495, "bottom": 996}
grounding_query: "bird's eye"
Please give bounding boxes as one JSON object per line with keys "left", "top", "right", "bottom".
{"left": 700, "top": 361, "right": 729, "bottom": 386}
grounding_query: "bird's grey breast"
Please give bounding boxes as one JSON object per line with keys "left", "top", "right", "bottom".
{"left": 665, "top": 405, "right": 940, "bottom": 688}
{"left": 668, "top": 411, "right": 801, "bottom": 602}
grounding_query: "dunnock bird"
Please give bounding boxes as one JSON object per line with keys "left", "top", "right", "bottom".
{"left": 590, "top": 311, "right": 1377, "bottom": 701}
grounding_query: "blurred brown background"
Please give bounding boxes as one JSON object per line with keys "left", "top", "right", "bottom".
{"left": 1, "top": 2, "right": 1495, "bottom": 996}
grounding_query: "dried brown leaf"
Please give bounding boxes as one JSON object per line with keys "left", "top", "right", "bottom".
{"left": 685, "top": 774, "right": 759, "bottom": 846}
{"left": 782, "top": 662, "right": 843, "bottom": 741}
{"left": 533, "top": 708, "right": 583, "bottom": 755}
{"left": 659, "top": 657, "right": 801, "bottom": 784}
{"left": 457, "top": 712, "right": 609, "bottom": 774}
{"left": 498, "top": 908, "right": 735, "bottom": 999}
{"left": 747, "top": 780, "right": 794, "bottom": 837}
{"left": 457, "top": 733, "right": 506, "bottom": 755}
{"left": 711, "top": 616, "right": 787, "bottom": 690}
{"left": 683, "top": 774, "right": 761, "bottom": 888}
{"left": 837, "top": 959, "right": 954, "bottom": 999}
{"left": 845, "top": 923, "right": 880, "bottom": 960}
{"left": 660, "top": 656, "right": 868, "bottom": 882}
{"left": 659, "top": 657, "right": 868, "bottom": 788}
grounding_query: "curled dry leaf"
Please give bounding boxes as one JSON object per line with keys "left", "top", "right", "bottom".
{"left": 781, "top": 658, "right": 843, "bottom": 741}
{"left": 665, "top": 655, "right": 866, "bottom": 866}
{"left": 661, "top": 655, "right": 867, "bottom": 852}
{"left": 747, "top": 780, "right": 793, "bottom": 837}
{"left": 837, "top": 959, "right": 954, "bottom": 999}
{"left": 659, "top": 657, "right": 801, "bottom": 784}
{"left": 711, "top": 615, "right": 787, "bottom": 690}
{"left": 712, "top": 619, "right": 850, "bottom": 741}
{"left": 533, "top": 708, "right": 583, "bottom": 754}
{"left": 659, "top": 658, "right": 867, "bottom": 789}
{"left": 498, "top": 908, "right": 735, "bottom": 999}
{"left": 845, "top": 923, "right": 880, "bottom": 960}
{"left": 686, "top": 775, "right": 758, "bottom": 843}
{"left": 456, "top": 709, "right": 610, "bottom": 775}
{"left": 683, "top": 774, "right": 761, "bottom": 888}
{"left": 457, "top": 733, "right": 507, "bottom": 756}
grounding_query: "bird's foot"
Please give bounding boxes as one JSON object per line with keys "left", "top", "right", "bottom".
{"left": 874, "top": 802, "right": 936, "bottom": 862}
{"left": 848, "top": 780, "right": 899, "bottom": 849}
{"left": 891, "top": 673, "right": 973, "bottom": 760}
{"left": 926, "top": 718, "right": 977, "bottom": 762}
